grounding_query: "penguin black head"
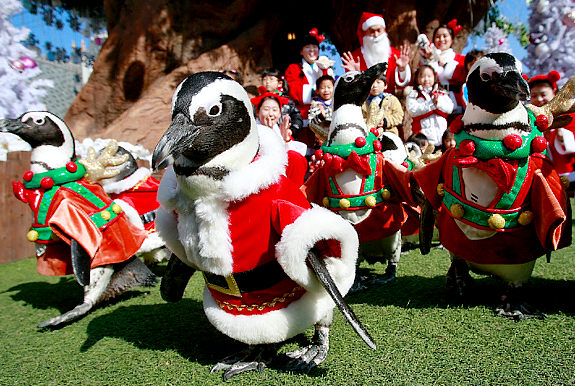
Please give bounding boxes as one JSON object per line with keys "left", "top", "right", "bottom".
{"left": 333, "top": 62, "right": 388, "bottom": 110}
{"left": 466, "top": 53, "right": 529, "bottom": 114}
{"left": 0, "top": 111, "right": 75, "bottom": 172}
{"left": 152, "top": 72, "right": 258, "bottom": 179}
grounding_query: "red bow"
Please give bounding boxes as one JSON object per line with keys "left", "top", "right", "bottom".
{"left": 454, "top": 155, "right": 518, "bottom": 193}
{"left": 309, "top": 28, "right": 325, "bottom": 44}
{"left": 446, "top": 19, "right": 462, "bottom": 36}
{"left": 251, "top": 90, "right": 289, "bottom": 107}
{"left": 325, "top": 151, "right": 372, "bottom": 177}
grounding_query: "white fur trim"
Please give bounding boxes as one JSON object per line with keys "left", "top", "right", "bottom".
{"left": 555, "top": 128, "right": 575, "bottom": 154}
{"left": 362, "top": 16, "right": 385, "bottom": 31}
{"left": 276, "top": 205, "right": 359, "bottom": 293}
{"left": 101, "top": 167, "right": 151, "bottom": 194}
{"left": 114, "top": 199, "right": 143, "bottom": 228}
{"left": 138, "top": 231, "right": 166, "bottom": 253}
{"left": 203, "top": 286, "right": 336, "bottom": 345}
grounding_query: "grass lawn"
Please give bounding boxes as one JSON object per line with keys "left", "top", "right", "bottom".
{"left": 1, "top": 236, "right": 575, "bottom": 384}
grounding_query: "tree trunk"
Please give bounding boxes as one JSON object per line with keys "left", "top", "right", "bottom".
{"left": 65, "top": 0, "right": 491, "bottom": 151}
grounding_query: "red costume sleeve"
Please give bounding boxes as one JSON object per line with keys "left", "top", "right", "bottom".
{"left": 412, "top": 149, "right": 451, "bottom": 209}
{"left": 285, "top": 63, "right": 306, "bottom": 108}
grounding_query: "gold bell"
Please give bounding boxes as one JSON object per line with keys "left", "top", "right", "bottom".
{"left": 339, "top": 198, "right": 351, "bottom": 209}
{"left": 450, "top": 203, "right": 464, "bottom": 218}
{"left": 436, "top": 183, "right": 445, "bottom": 197}
{"left": 101, "top": 210, "right": 111, "bottom": 221}
{"left": 322, "top": 197, "right": 330, "bottom": 207}
{"left": 26, "top": 230, "right": 39, "bottom": 242}
{"left": 112, "top": 203, "right": 122, "bottom": 214}
{"left": 518, "top": 211, "right": 533, "bottom": 226}
{"left": 381, "top": 189, "right": 391, "bottom": 200}
{"left": 488, "top": 214, "right": 506, "bottom": 229}
{"left": 365, "top": 195, "right": 377, "bottom": 207}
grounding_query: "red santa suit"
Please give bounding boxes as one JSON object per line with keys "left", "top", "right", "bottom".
{"left": 412, "top": 119, "right": 570, "bottom": 265}
{"left": 285, "top": 60, "right": 328, "bottom": 121}
{"left": 100, "top": 167, "right": 165, "bottom": 253}
{"left": 156, "top": 127, "right": 358, "bottom": 345}
{"left": 545, "top": 115, "right": 575, "bottom": 183}
{"left": 12, "top": 161, "right": 146, "bottom": 276}
{"left": 302, "top": 132, "right": 417, "bottom": 243}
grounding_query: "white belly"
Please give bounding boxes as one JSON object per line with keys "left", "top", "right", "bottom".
{"left": 455, "top": 167, "right": 498, "bottom": 240}
{"left": 467, "top": 260, "right": 537, "bottom": 286}
{"left": 334, "top": 169, "right": 371, "bottom": 224}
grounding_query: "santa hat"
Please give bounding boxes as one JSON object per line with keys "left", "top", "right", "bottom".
{"left": 527, "top": 71, "right": 561, "bottom": 91}
{"left": 357, "top": 12, "right": 386, "bottom": 44}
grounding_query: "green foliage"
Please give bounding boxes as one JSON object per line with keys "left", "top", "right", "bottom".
{"left": 1, "top": 234, "right": 575, "bottom": 384}
{"left": 474, "top": 4, "right": 530, "bottom": 48}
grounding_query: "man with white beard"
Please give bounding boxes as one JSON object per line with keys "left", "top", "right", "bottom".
{"left": 342, "top": 12, "right": 411, "bottom": 95}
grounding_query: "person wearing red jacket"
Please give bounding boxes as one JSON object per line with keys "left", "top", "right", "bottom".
{"left": 341, "top": 12, "right": 411, "bottom": 95}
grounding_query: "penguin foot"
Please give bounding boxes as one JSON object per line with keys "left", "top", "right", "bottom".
{"left": 210, "top": 344, "right": 274, "bottom": 381}
{"left": 286, "top": 325, "right": 329, "bottom": 373}
{"left": 495, "top": 290, "right": 545, "bottom": 321}
{"left": 367, "top": 264, "right": 397, "bottom": 286}
{"left": 347, "top": 275, "right": 369, "bottom": 295}
{"left": 446, "top": 259, "right": 474, "bottom": 298}
{"left": 37, "top": 302, "right": 93, "bottom": 329}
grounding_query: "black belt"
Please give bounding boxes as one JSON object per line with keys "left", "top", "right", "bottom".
{"left": 140, "top": 210, "right": 157, "bottom": 224}
{"left": 204, "top": 259, "right": 288, "bottom": 297}
{"left": 444, "top": 84, "right": 462, "bottom": 93}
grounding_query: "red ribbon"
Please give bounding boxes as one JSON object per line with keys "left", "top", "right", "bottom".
{"left": 446, "top": 19, "right": 462, "bottom": 36}
{"left": 309, "top": 28, "right": 325, "bottom": 44}
{"left": 324, "top": 151, "right": 372, "bottom": 177}
{"left": 454, "top": 154, "right": 518, "bottom": 193}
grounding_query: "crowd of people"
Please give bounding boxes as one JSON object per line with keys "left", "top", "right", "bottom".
{"left": 240, "top": 11, "right": 573, "bottom": 190}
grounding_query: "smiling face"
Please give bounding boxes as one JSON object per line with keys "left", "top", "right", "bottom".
{"left": 316, "top": 79, "right": 334, "bottom": 101}
{"left": 417, "top": 67, "right": 436, "bottom": 89}
{"left": 257, "top": 98, "right": 282, "bottom": 127}
{"left": 300, "top": 44, "right": 319, "bottom": 64}
{"left": 433, "top": 27, "right": 453, "bottom": 51}
{"left": 529, "top": 82, "right": 555, "bottom": 107}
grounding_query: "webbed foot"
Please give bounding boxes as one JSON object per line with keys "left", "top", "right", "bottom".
{"left": 210, "top": 344, "right": 274, "bottom": 381}
{"left": 446, "top": 258, "right": 474, "bottom": 298}
{"left": 37, "top": 302, "right": 93, "bottom": 328}
{"left": 286, "top": 325, "right": 329, "bottom": 373}
{"left": 495, "top": 287, "right": 545, "bottom": 321}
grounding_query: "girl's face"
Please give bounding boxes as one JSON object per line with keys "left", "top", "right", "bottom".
{"left": 443, "top": 134, "right": 456, "bottom": 149}
{"left": 258, "top": 98, "right": 281, "bottom": 127}
{"left": 262, "top": 75, "right": 280, "bottom": 93}
{"left": 417, "top": 67, "right": 436, "bottom": 89}
{"left": 317, "top": 80, "right": 334, "bottom": 101}
{"left": 434, "top": 27, "right": 453, "bottom": 51}
{"left": 301, "top": 44, "right": 319, "bottom": 64}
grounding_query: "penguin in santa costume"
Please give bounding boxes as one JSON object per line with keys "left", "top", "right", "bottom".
{"left": 0, "top": 112, "right": 155, "bottom": 328}
{"left": 152, "top": 72, "right": 372, "bottom": 380}
{"left": 413, "top": 53, "right": 571, "bottom": 319}
{"left": 303, "top": 62, "right": 418, "bottom": 289}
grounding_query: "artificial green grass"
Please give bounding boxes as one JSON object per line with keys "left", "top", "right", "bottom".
{"left": 1, "top": 242, "right": 575, "bottom": 384}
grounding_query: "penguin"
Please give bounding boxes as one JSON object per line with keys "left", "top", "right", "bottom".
{"left": 0, "top": 111, "right": 156, "bottom": 328}
{"left": 97, "top": 146, "right": 169, "bottom": 265}
{"left": 413, "top": 53, "right": 571, "bottom": 319}
{"left": 303, "top": 63, "right": 418, "bottom": 290}
{"left": 152, "top": 72, "right": 372, "bottom": 380}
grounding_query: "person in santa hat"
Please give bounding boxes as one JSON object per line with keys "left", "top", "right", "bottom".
{"left": 528, "top": 71, "right": 575, "bottom": 194}
{"left": 341, "top": 12, "right": 411, "bottom": 95}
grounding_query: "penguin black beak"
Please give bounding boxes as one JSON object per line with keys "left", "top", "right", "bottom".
{"left": 152, "top": 113, "right": 199, "bottom": 171}
{"left": 357, "top": 62, "right": 388, "bottom": 103}
{"left": 493, "top": 71, "right": 530, "bottom": 102}
{"left": 0, "top": 117, "right": 26, "bottom": 136}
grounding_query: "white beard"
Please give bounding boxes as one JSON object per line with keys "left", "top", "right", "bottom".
{"left": 362, "top": 33, "right": 391, "bottom": 68}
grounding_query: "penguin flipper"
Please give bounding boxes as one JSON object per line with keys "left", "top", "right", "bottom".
{"left": 71, "top": 239, "right": 91, "bottom": 286}
{"left": 161, "top": 253, "right": 195, "bottom": 302}
{"left": 37, "top": 302, "right": 93, "bottom": 329}
{"left": 419, "top": 199, "right": 436, "bottom": 255}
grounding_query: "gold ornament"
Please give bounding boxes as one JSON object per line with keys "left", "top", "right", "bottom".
{"left": 26, "top": 230, "right": 39, "bottom": 242}
{"left": 518, "top": 211, "right": 533, "bottom": 226}
{"left": 322, "top": 197, "right": 330, "bottom": 207}
{"left": 381, "top": 189, "right": 391, "bottom": 200}
{"left": 365, "top": 195, "right": 377, "bottom": 207}
{"left": 488, "top": 214, "right": 506, "bottom": 229}
{"left": 436, "top": 183, "right": 445, "bottom": 196}
{"left": 112, "top": 203, "right": 122, "bottom": 214}
{"left": 101, "top": 210, "right": 111, "bottom": 221}
{"left": 78, "top": 140, "right": 130, "bottom": 183}
{"left": 450, "top": 203, "right": 464, "bottom": 218}
{"left": 339, "top": 198, "right": 351, "bottom": 209}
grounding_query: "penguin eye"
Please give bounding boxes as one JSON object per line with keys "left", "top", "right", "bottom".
{"left": 208, "top": 103, "right": 222, "bottom": 117}
{"left": 34, "top": 117, "right": 45, "bottom": 125}
{"left": 480, "top": 66, "right": 503, "bottom": 82}
{"left": 342, "top": 73, "right": 357, "bottom": 83}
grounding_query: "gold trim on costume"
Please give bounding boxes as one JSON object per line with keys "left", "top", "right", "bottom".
{"left": 203, "top": 273, "right": 242, "bottom": 297}
{"left": 213, "top": 286, "right": 304, "bottom": 312}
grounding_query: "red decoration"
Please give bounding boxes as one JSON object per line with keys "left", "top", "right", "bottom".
{"left": 503, "top": 134, "right": 523, "bottom": 150}
{"left": 355, "top": 137, "right": 367, "bottom": 147}
{"left": 308, "top": 28, "right": 325, "bottom": 44}
{"left": 313, "top": 149, "right": 324, "bottom": 160}
{"left": 23, "top": 171, "right": 34, "bottom": 182}
{"left": 531, "top": 136, "right": 548, "bottom": 153}
{"left": 251, "top": 91, "right": 289, "bottom": 108}
{"left": 535, "top": 115, "right": 549, "bottom": 131}
{"left": 370, "top": 128, "right": 379, "bottom": 136}
{"left": 402, "top": 161, "right": 409, "bottom": 168}
{"left": 459, "top": 139, "right": 476, "bottom": 156}
{"left": 66, "top": 162, "right": 78, "bottom": 172}
{"left": 446, "top": 19, "right": 463, "bottom": 36}
{"left": 324, "top": 153, "right": 333, "bottom": 163}
{"left": 449, "top": 115, "right": 464, "bottom": 134}
{"left": 40, "top": 177, "right": 54, "bottom": 189}
{"left": 373, "top": 140, "right": 382, "bottom": 152}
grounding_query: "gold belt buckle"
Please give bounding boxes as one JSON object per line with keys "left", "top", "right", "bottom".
{"left": 203, "top": 272, "right": 242, "bottom": 297}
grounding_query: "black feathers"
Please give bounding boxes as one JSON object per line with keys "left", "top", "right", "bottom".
{"left": 333, "top": 62, "right": 387, "bottom": 110}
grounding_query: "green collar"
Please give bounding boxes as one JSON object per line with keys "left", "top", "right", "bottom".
{"left": 23, "top": 161, "right": 86, "bottom": 189}
{"left": 321, "top": 133, "right": 378, "bottom": 157}
{"left": 455, "top": 109, "right": 545, "bottom": 160}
